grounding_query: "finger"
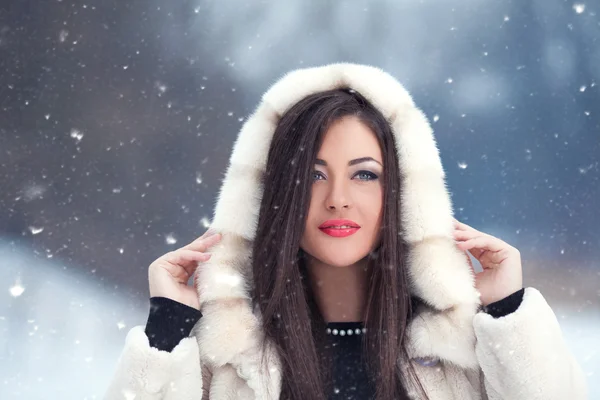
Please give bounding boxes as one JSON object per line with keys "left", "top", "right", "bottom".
{"left": 197, "top": 229, "right": 220, "bottom": 242}
{"left": 467, "top": 246, "right": 486, "bottom": 260}
{"left": 182, "top": 232, "right": 222, "bottom": 252}
{"left": 457, "top": 235, "right": 504, "bottom": 254}
{"left": 453, "top": 218, "right": 482, "bottom": 234}
{"left": 453, "top": 218, "right": 468, "bottom": 231}
{"left": 164, "top": 249, "right": 212, "bottom": 275}
{"left": 453, "top": 229, "right": 485, "bottom": 258}
{"left": 453, "top": 229, "right": 477, "bottom": 240}
{"left": 453, "top": 229, "right": 487, "bottom": 243}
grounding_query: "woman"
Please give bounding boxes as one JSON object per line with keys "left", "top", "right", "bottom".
{"left": 105, "top": 63, "right": 587, "bottom": 399}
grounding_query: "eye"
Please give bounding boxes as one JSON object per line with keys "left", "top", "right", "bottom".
{"left": 311, "top": 170, "right": 379, "bottom": 182}
{"left": 354, "top": 170, "right": 379, "bottom": 181}
{"left": 312, "top": 171, "right": 325, "bottom": 181}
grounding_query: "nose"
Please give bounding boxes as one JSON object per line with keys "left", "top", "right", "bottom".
{"left": 328, "top": 203, "right": 349, "bottom": 210}
{"left": 325, "top": 182, "right": 352, "bottom": 211}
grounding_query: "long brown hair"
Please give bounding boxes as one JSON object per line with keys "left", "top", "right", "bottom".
{"left": 251, "top": 88, "right": 427, "bottom": 399}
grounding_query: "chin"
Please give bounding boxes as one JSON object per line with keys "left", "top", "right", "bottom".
{"left": 300, "top": 229, "right": 379, "bottom": 268}
{"left": 321, "top": 255, "right": 361, "bottom": 267}
{"left": 305, "top": 242, "right": 372, "bottom": 268}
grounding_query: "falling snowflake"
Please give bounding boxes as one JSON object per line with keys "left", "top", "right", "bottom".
{"left": 59, "top": 30, "right": 69, "bottom": 42}
{"left": 155, "top": 81, "right": 167, "bottom": 94}
{"left": 458, "top": 162, "right": 468, "bottom": 169}
{"left": 10, "top": 281, "right": 25, "bottom": 297}
{"left": 29, "top": 226, "right": 44, "bottom": 235}
{"left": 200, "top": 217, "right": 211, "bottom": 228}
{"left": 165, "top": 234, "right": 177, "bottom": 245}
{"left": 70, "top": 128, "right": 84, "bottom": 142}
{"left": 573, "top": 3, "right": 585, "bottom": 14}
{"left": 579, "top": 164, "right": 594, "bottom": 174}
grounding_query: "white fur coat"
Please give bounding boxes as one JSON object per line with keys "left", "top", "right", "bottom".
{"left": 104, "top": 63, "right": 587, "bottom": 399}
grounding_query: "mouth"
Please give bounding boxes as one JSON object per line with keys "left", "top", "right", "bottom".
{"left": 318, "top": 219, "right": 361, "bottom": 237}
{"left": 319, "top": 226, "right": 360, "bottom": 238}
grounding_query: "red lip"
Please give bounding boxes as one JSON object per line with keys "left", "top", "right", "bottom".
{"left": 318, "top": 219, "right": 361, "bottom": 238}
{"left": 318, "top": 219, "right": 361, "bottom": 229}
{"left": 320, "top": 227, "right": 360, "bottom": 238}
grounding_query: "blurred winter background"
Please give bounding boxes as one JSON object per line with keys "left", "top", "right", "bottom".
{"left": 1, "top": 0, "right": 599, "bottom": 398}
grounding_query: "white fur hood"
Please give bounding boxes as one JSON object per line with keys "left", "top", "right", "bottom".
{"left": 193, "top": 62, "right": 481, "bottom": 392}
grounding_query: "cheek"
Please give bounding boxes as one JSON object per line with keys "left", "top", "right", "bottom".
{"left": 374, "top": 196, "right": 384, "bottom": 226}
{"left": 359, "top": 189, "right": 383, "bottom": 224}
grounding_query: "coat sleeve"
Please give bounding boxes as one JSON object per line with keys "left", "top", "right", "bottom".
{"left": 473, "top": 287, "right": 587, "bottom": 400}
{"left": 104, "top": 298, "right": 206, "bottom": 400}
{"left": 103, "top": 325, "right": 204, "bottom": 400}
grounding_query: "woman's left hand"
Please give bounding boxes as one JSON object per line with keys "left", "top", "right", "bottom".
{"left": 452, "top": 217, "right": 523, "bottom": 306}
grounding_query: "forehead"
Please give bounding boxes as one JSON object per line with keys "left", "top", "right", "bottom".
{"left": 317, "top": 116, "right": 382, "bottom": 162}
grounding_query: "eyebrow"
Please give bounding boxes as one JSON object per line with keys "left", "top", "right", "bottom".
{"left": 315, "top": 157, "right": 383, "bottom": 167}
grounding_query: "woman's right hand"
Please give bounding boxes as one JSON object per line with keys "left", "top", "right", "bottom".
{"left": 148, "top": 229, "right": 222, "bottom": 310}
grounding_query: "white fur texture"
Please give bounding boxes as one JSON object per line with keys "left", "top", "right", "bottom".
{"left": 473, "top": 287, "right": 587, "bottom": 399}
{"left": 104, "top": 326, "right": 204, "bottom": 399}
{"left": 105, "top": 63, "right": 586, "bottom": 399}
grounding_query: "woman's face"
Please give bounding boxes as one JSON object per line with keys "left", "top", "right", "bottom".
{"left": 300, "top": 115, "right": 384, "bottom": 268}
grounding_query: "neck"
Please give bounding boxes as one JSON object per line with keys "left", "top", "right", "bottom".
{"left": 305, "top": 254, "right": 369, "bottom": 323}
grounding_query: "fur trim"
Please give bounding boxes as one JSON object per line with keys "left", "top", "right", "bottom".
{"left": 194, "top": 63, "right": 482, "bottom": 392}
{"left": 104, "top": 326, "right": 204, "bottom": 398}
{"left": 473, "top": 287, "right": 588, "bottom": 399}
